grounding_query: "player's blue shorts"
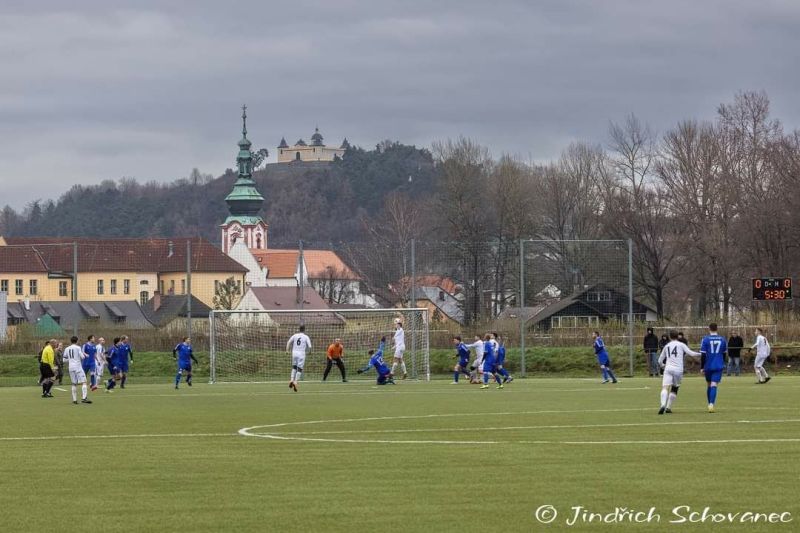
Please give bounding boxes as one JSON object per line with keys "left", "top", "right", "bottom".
{"left": 377, "top": 372, "right": 391, "bottom": 385}
{"left": 117, "top": 361, "right": 129, "bottom": 373}
{"left": 495, "top": 357, "right": 505, "bottom": 367}
{"left": 458, "top": 357, "right": 469, "bottom": 368}
{"left": 82, "top": 358, "right": 95, "bottom": 372}
{"left": 482, "top": 360, "right": 495, "bottom": 373}
{"left": 597, "top": 355, "right": 610, "bottom": 366}
{"left": 178, "top": 361, "right": 192, "bottom": 372}
{"left": 704, "top": 369, "right": 723, "bottom": 383}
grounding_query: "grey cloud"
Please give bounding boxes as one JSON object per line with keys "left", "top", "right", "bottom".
{"left": 0, "top": 0, "right": 798, "bottom": 209}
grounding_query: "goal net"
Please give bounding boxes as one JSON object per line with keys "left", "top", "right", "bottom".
{"left": 209, "top": 308, "right": 430, "bottom": 383}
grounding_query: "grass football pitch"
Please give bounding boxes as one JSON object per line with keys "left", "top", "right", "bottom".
{"left": 2, "top": 376, "right": 798, "bottom": 532}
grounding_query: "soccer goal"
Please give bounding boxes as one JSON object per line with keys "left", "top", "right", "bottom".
{"left": 209, "top": 308, "right": 430, "bottom": 383}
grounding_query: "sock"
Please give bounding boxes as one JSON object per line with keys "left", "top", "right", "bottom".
{"left": 81, "top": 383, "right": 88, "bottom": 400}
{"left": 482, "top": 372, "right": 489, "bottom": 384}
{"left": 607, "top": 369, "right": 617, "bottom": 381}
{"left": 462, "top": 368, "right": 471, "bottom": 377}
{"left": 107, "top": 378, "right": 114, "bottom": 389}
{"left": 295, "top": 370, "right": 303, "bottom": 383}
{"left": 175, "top": 373, "right": 181, "bottom": 387}
{"left": 71, "top": 385, "right": 77, "bottom": 402}
{"left": 762, "top": 368, "right": 769, "bottom": 379}
{"left": 46, "top": 382, "right": 53, "bottom": 394}
{"left": 400, "top": 361, "right": 407, "bottom": 374}
{"left": 494, "top": 374, "right": 502, "bottom": 384}
{"left": 90, "top": 374, "right": 96, "bottom": 387}
{"left": 499, "top": 368, "right": 509, "bottom": 378}
{"left": 121, "top": 375, "right": 127, "bottom": 387}
{"left": 709, "top": 386, "right": 717, "bottom": 404}
{"left": 601, "top": 368, "right": 609, "bottom": 380}
{"left": 666, "top": 392, "right": 676, "bottom": 408}
{"left": 187, "top": 375, "right": 192, "bottom": 385}
{"left": 290, "top": 369, "right": 296, "bottom": 382}
{"left": 391, "top": 362, "right": 398, "bottom": 375}
{"left": 42, "top": 383, "right": 47, "bottom": 394}
{"left": 660, "top": 389, "right": 668, "bottom": 407}
{"left": 453, "top": 371, "right": 459, "bottom": 382}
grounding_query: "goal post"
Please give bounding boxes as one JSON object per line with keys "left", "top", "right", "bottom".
{"left": 208, "top": 308, "right": 430, "bottom": 383}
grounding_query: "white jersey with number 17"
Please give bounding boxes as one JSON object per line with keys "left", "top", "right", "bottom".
{"left": 287, "top": 333, "right": 311, "bottom": 357}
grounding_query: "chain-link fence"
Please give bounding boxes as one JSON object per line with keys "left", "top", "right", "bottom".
{"left": 3, "top": 236, "right": 794, "bottom": 385}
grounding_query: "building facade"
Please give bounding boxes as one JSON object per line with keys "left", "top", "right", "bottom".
{"left": 276, "top": 128, "right": 348, "bottom": 163}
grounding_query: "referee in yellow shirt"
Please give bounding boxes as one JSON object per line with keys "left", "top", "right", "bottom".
{"left": 323, "top": 339, "right": 347, "bottom": 382}
{"left": 40, "top": 339, "right": 58, "bottom": 398}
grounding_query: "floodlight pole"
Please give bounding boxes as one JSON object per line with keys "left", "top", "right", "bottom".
{"left": 628, "top": 238, "right": 634, "bottom": 376}
{"left": 519, "top": 239, "right": 526, "bottom": 377}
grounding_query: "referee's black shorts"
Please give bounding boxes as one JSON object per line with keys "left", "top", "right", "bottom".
{"left": 40, "top": 363, "right": 55, "bottom": 380}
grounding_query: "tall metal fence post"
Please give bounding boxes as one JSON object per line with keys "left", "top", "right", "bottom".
{"left": 298, "top": 240, "right": 305, "bottom": 318}
{"left": 628, "top": 238, "right": 634, "bottom": 376}
{"left": 72, "top": 241, "right": 78, "bottom": 337}
{"left": 186, "top": 239, "right": 192, "bottom": 342}
{"left": 519, "top": 239, "right": 526, "bottom": 378}
{"left": 410, "top": 239, "right": 416, "bottom": 378}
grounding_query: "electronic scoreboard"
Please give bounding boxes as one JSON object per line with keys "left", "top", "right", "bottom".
{"left": 752, "top": 277, "right": 792, "bottom": 300}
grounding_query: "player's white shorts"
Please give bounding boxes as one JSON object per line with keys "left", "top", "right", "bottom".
{"left": 662, "top": 368, "right": 683, "bottom": 387}
{"left": 394, "top": 346, "right": 405, "bottom": 359}
{"left": 292, "top": 355, "right": 306, "bottom": 371}
{"left": 754, "top": 354, "right": 769, "bottom": 368}
{"left": 69, "top": 367, "right": 87, "bottom": 384}
{"left": 96, "top": 361, "right": 105, "bottom": 379}
{"left": 473, "top": 358, "right": 483, "bottom": 371}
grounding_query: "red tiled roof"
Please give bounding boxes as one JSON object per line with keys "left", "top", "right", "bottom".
{"left": 247, "top": 286, "right": 331, "bottom": 310}
{"left": 2, "top": 237, "right": 246, "bottom": 274}
{"left": 251, "top": 250, "right": 299, "bottom": 278}
{"left": 253, "top": 248, "right": 358, "bottom": 280}
{"left": 0, "top": 247, "right": 49, "bottom": 273}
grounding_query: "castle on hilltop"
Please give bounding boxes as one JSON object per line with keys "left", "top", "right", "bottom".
{"left": 276, "top": 127, "right": 349, "bottom": 163}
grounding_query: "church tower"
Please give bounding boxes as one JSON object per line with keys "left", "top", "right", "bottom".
{"left": 220, "top": 105, "right": 268, "bottom": 254}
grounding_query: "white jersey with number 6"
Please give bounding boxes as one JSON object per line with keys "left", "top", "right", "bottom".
{"left": 287, "top": 333, "right": 312, "bottom": 357}
{"left": 658, "top": 340, "right": 700, "bottom": 373}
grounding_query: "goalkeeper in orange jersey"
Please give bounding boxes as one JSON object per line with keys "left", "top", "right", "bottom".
{"left": 323, "top": 338, "right": 347, "bottom": 382}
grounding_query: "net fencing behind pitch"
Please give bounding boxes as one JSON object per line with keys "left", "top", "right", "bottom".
{"left": 209, "top": 308, "right": 429, "bottom": 383}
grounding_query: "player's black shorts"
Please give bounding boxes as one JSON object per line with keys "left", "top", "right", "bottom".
{"left": 39, "top": 363, "right": 55, "bottom": 380}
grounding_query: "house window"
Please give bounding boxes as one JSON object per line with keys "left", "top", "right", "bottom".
{"left": 97, "top": 279, "right": 104, "bottom": 295}
{"left": 15, "top": 279, "right": 23, "bottom": 295}
{"left": 551, "top": 316, "right": 599, "bottom": 328}
{"left": 1, "top": 279, "right": 9, "bottom": 293}
{"left": 140, "top": 291, "right": 149, "bottom": 306}
{"left": 587, "top": 291, "right": 611, "bottom": 302}
{"left": 140, "top": 279, "right": 149, "bottom": 285}
{"left": 438, "top": 290, "right": 445, "bottom": 301}
{"left": 110, "top": 279, "right": 117, "bottom": 295}
{"left": 59, "top": 281, "right": 68, "bottom": 297}
{"left": 169, "top": 280, "right": 175, "bottom": 294}
{"left": 29, "top": 280, "right": 37, "bottom": 296}
{"left": 123, "top": 279, "right": 130, "bottom": 295}
{"left": 181, "top": 279, "right": 186, "bottom": 294}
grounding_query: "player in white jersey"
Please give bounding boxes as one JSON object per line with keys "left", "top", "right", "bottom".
{"left": 391, "top": 318, "right": 408, "bottom": 379}
{"left": 62, "top": 336, "right": 92, "bottom": 405}
{"left": 94, "top": 337, "right": 106, "bottom": 383}
{"left": 751, "top": 327, "right": 772, "bottom": 384}
{"left": 286, "top": 325, "right": 312, "bottom": 392}
{"left": 657, "top": 330, "right": 700, "bottom": 415}
{"left": 467, "top": 335, "right": 485, "bottom": 384}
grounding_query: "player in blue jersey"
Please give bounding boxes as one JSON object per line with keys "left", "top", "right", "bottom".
{"left": 173, "top": 337, "right": 199, "bottom": 389}
{"left": 700, "top": 323, "right": 727, "bottom": 413}
{"left": 114, "top": 335, "right": 134, "bottom": 388}
{"left": 104, "top": 337, "right": 120, "bottom": 392}
{"left": 593, "top": 331, "right": 618, "bottom": 384}
{"left": 357, "top": 337, "right": 395, "bottom": 385}
{"left": 493, "top": 332, "right": 513, "bottom": 384}
{"left": 82, "top": 335, "right": 98, "bottom": 391}
{"left": 480, "top": 333, "right": 503, "bottom": 389}
{"left": 451, "top": 336, "right": 472, "bottom": 384}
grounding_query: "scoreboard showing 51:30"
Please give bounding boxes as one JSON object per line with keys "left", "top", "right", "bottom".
{"left": 752, "top": 277, "right": 792, "bottom": 300}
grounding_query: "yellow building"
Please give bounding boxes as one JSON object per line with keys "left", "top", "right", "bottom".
{"left": 276, "top": 128, "right": 348, "bottom": 163}
{"left": 0, "top": 237, "right": 246, "bottom": 309}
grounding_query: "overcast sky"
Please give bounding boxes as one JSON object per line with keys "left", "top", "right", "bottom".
{"left": 1, "top": 0, "right": 798, "bottom": 209}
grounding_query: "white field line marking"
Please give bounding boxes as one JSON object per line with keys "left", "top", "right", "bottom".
{"left": 54, "top": 387, "right": 67, "bottom": 392}
{"left": 266, "top": 419, "right": 800, "bottom": 436}
{"left": 557, "top": 438, "right": 800, "bottom": 445}
{"left": 0, "top": 433, "right": 236, "bottom": 442}
{"left": 122, "top": 386, "right": 651, "bottom": 398}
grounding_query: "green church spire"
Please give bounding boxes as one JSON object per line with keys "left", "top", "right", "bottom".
{"left": 224, "top": 105, "right": 265, "bottom": 221}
